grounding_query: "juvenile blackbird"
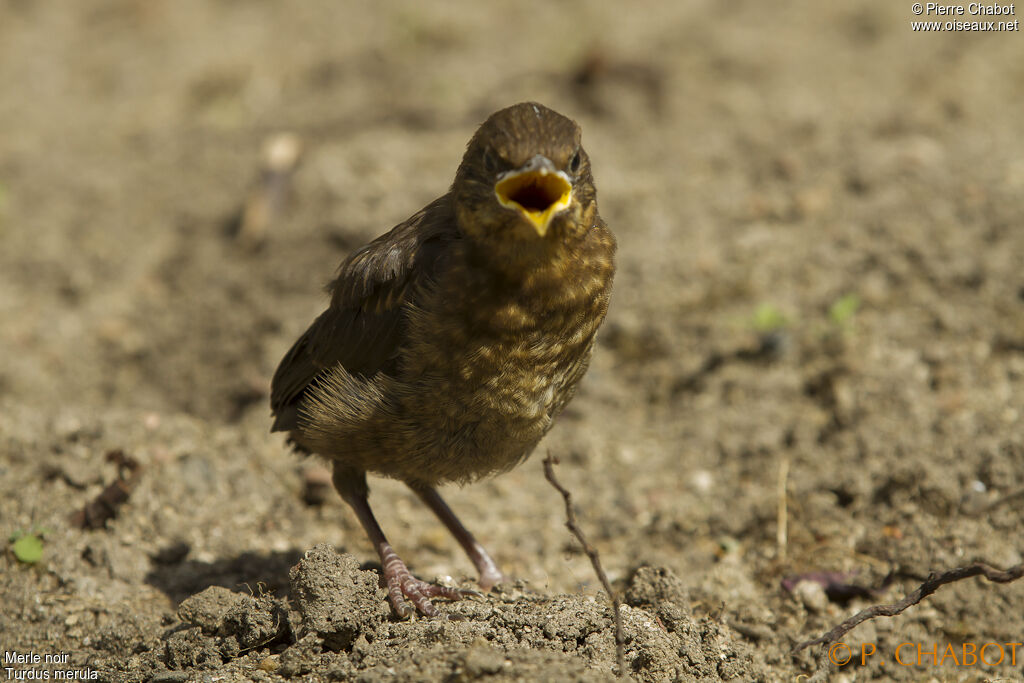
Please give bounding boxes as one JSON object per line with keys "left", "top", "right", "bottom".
{"left": 270, "top": 102, "right": 616, "bottom": 617}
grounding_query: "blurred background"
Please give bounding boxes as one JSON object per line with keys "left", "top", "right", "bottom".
{"left": 1, "top": 1, "right": 1022, "bottom": 680}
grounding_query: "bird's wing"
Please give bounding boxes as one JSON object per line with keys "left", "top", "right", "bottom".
{"left": 270, "top": 194, "right": 457, "bottom": 432}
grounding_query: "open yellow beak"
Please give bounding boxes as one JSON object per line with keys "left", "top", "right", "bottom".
{"left": 494, "top": 157, "right": 573, "bottom": 236}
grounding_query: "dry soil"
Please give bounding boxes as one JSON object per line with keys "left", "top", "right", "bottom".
{"left": 2, "top": 2, "right": 1023, "bottom": 682}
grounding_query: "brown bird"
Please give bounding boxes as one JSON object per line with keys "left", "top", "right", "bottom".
{"left": 270, "top": 102, "right": 616, "bottom": 617}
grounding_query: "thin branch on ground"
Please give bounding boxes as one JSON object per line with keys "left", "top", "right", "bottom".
{"left": 777, "top": 457, "right": 789, "bottom": 560}
{"left": 792, "top": 561, "right": 1024, "bottom": 653}
{"left": 543, "top": 453, "right": 626, "bottom": 679}
{"left": 981, "top": 488, "right": 1024, "bottom": 515}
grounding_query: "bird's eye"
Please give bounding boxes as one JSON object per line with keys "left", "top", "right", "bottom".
{"left": 483, "top": 149, "right": 497, "bottom": 173}
{"left": 568, "top": 150, "right": 582, "bottom": 174}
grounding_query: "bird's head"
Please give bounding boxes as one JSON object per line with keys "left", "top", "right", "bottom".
{"left": 452, "top": 102, "right": 597, "bottom": 256}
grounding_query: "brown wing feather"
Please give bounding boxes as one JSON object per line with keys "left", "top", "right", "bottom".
{"left": 270, "top": 194, "right": 457, "bottom": 433}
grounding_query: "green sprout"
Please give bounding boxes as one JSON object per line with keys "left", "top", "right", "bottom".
{"left": 752, "top": 303, "right": 789, "bottom": 333}
{"left": 9, "top": 526, "right": 51, "bottom": 564}
{"left": 828, "top": 293, "right": 861, "bottom": 328}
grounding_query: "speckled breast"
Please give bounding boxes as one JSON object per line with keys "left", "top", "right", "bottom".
{"left": 396, "top": 246, "right": 613, "bottom": 483}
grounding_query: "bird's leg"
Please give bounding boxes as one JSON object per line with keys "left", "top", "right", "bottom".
{"left": 409, "top": 483, "right": 508, "bottom": 589}
{"left": 332, "top": 465, "right": 463, "bottom": 618}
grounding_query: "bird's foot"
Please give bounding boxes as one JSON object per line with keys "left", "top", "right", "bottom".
{"left": 477, "top": 565, "right": 509, "bottom": 591}
{"left": 381, "top": 545, "right": 466, "bottom": 618}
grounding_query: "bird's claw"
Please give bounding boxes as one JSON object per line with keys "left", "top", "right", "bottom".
{"left": 384, "top": 564, "right": 469, "bottom": 618}
{"left": 477, "top": 565, "right": 509, "bottom": 591}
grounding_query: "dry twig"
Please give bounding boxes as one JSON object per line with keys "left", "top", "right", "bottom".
{"left": 233, "top": 132, "right": 303, "bottom": 247}
{"left": 792, "top": 561, "right": 1024, "bottom": 653}
{"left": 543, "top": 453, "right": 626, "bottom": 679}
{"left": 777, "top": 457, "right": 789, "bottom": 561}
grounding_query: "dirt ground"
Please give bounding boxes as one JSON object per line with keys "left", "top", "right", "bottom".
{"left": 2, "top": 1, "right": 1023, "bottom": 681}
